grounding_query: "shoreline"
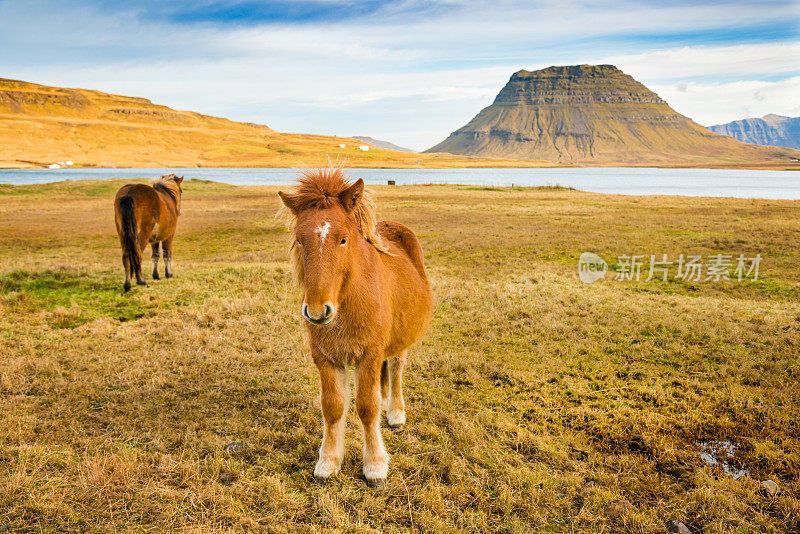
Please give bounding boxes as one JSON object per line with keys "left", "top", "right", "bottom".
{"left": 2, "top": 161, "right": 799, "bottom": 171}
{"left": 3, "top": 175, "right": 800, "bottom": 201}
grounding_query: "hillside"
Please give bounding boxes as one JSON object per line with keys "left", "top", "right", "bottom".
{"left": 352, "top": 136, "right": 417, "bottom": 152}
{"left": 708, "top": 114, "right": 800, "bottom": 150}
{"left": 426, "top": 65, "right": 800, "bottom": 165}
{"left": 0, "top": 78, "right": 533, "bottom": 169}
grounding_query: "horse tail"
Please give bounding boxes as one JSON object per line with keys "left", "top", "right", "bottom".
{"left": 119, "top": 196, "right": 141, "bottom": 278}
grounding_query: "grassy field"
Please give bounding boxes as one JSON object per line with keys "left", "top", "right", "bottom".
{"left": 0, "top": 178, "right": 798, "bottom": 533}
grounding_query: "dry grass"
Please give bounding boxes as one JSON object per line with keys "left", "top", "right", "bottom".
{"left": 0, "top": 179, "right": 798, "bottom": 533}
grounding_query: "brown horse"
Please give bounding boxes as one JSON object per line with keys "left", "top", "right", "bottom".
{"left": 279, "top": 169, "right": 432, "bottom": 487}
{"left": 114, "top": 173, "right": 183, "bottom": 292}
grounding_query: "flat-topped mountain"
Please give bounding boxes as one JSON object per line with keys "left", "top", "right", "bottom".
{"left": 708, "top": 114, "right": 800, "bottom": 150}
{"left": 0, "top": 78, "right": 507, "bottom": 168}
{"left": 426, "top": 65, "right": 800, "bottom": 164}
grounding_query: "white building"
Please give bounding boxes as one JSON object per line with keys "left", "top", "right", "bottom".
{"left": 358, "top": 145, "right": 370, "bottom": 151}
{"left": 338, "top": 143, "right": 346, "bottom": 148}
{"left": 48, "top": 163, "right": 61, "bottom": 169}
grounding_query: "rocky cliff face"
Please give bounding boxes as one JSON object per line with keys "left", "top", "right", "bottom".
{"left": 426, "top": 65, "right": 799, "bottom": 164}
{"left": 708, "top": 114, "right": 800, "bottom": 150}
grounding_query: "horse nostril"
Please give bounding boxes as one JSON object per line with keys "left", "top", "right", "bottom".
{"left": 302, "top": 302, "right": 334, "bottom": 323}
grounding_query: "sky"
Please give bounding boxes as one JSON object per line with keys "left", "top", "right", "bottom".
{"left": 0, "top": 0, "right": 798, "bottom": 150}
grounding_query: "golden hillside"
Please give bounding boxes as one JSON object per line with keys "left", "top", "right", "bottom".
{"left": 426, "top": 65, "right": 800, "bottom": 165}
{"left": 0, "top": 78, "right": 544, "bottom": 169}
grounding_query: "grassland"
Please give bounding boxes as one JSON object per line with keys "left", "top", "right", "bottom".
{"left": 0, "top": 178, "right": 798, "bottom": 533}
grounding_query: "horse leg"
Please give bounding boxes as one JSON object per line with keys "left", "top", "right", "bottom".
{"left": 151, "top": 242, "right": 161, "bottom": 280}
{"left": 135, "top": 239, "right": 147, "bottom": 286}
{"left": 314, "top": 358, "right": 349, "bottom": 482}
{"left": 386, "top": 352, "right": 407, "bottom": 429}
{"left": 380, "top": 360, "right": 389, "bottom": 412}
{"left": 356, "top": 356, "right": 388, "bottom": 487}
{"left": 122, "top": 252, "right": 131, "bottom": 292}
{"left": 163, "top": 237, "right": 174, "bottom": 278}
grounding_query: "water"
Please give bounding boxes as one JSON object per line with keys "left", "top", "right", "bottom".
{"left": 1, "top": 167, "right": 799, "bottom": 199}
{"left": 696, "top": 439, "right": 750, "bottom": 480}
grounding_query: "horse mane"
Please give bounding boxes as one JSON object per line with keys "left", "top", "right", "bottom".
{"left": 153, "top": 173, "right": 180, "bottom": 204}
{"left": 282, "top": 168, "right": 389, "bottom": 255}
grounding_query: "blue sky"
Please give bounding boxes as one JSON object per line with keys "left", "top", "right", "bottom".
{"left": 1, "top": 0, "right": 798, "bottom": 150}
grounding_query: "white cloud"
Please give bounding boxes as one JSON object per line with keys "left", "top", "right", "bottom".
{"left": 598, "top": 42, "right": 800, "bottom": 125}
{"left": 0, "top": 1, "right": 798, "bottom": 149}
{"left": 651, "top": 76, "right": 800, "bottom": 126}
{"left": 602, "top": 42, "right": 800, "bottom": 81}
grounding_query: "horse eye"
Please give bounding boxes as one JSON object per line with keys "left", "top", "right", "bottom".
{"left": 340, "top": 237, "right": 347, "bottom": 245}
{"left": 295, "top": 238, "right": 301, "bottom": 246}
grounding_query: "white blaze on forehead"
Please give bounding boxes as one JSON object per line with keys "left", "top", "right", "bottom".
{"left": 314, "top": 222, "right": 331, "bottom": 244}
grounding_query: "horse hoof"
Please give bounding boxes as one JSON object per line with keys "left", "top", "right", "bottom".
{"left": 165, "top": 273, "right": 173, "bottom": 279}
{"left": 313, "top": 476, "right": 329, "bottom": 485}
{"left": 365, "top": 477, "right": 386, "bottom": 489}
{"left": 387, "top": 410, "right": 406, "bottom": 428}
{"left": 123, "top": 284, "right": 131, "bottom": 293}
{"left": 152, "top": 273, "right": 160, "bottom": 280}
{"left": 388, "top": 424, "right": 405, "bottom": 431}
{"left": 314, "top": 457, "right": 341, "bottom": 481}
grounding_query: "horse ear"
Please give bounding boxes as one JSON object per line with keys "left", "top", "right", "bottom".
{"left": 175, "top": 175, "right": 184, "bottom": 184}
{"left": 339, "top": 178, "right": 363, "bottom": 212}
{"left": 278, "top": 191, "right": 301, "bottom": 214}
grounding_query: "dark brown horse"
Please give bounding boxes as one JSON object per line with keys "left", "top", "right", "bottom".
{"left": 279, "top": 169, "right": 432, "bottom": 487}
{"left": 114, "top": 174, "right": 183, "bottom": 292}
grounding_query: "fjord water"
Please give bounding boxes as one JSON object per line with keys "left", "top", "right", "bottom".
{"left": 1, "top": 167, "right": 799, "bottom": 199}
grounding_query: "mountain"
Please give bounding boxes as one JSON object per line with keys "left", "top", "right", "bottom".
{"left": 707, "top": 114, "right": 800, "bottom": 150}
{"left": 0, "top": 78, "right": 518, "bottom": 169}
{"left": 351, "top": 136, "right": 417, "bottom": 152}
{"left": 425, "top": 65, "right": 800, "bottom": 165}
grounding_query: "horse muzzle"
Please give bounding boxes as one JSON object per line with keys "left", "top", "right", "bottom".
{"left": 302, "top": 302, "right": 336, "bottom": 325}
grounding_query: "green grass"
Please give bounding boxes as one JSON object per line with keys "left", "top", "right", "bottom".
{"left": 0, "top": 269, "right": 156, "bottom": 327}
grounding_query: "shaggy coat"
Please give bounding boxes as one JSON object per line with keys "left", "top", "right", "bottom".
{"left": 279, "top": 169, "right": 432, "bottom": 487}
{"left": 113, "top": 174, "right": 183, "bottom": 292}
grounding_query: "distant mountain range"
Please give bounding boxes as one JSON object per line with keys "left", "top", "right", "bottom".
{"left": 426, "top": 65, "right": 800, "bottom": 165}
{"left": 351, "top": 136, "right": 416, "bottom": 152}
{"left": 707, "top": 114, "right": 800, "bottom": 150}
